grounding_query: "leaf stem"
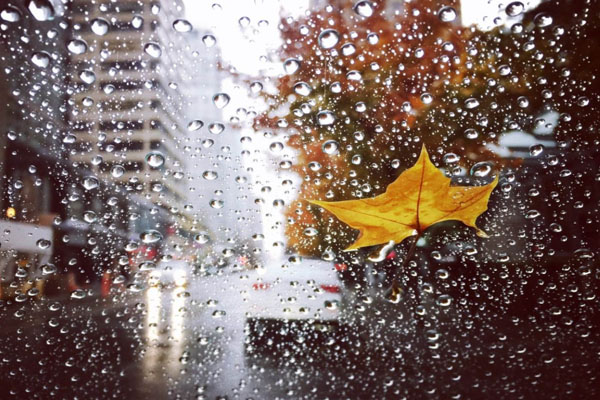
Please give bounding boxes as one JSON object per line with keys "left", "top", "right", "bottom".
{"left": 391, "top": 233, "right": 420, "bottom": 289}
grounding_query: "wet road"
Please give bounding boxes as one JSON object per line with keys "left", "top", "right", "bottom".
{"left": 1, "top": 270, "right": 599, "bottom": 399}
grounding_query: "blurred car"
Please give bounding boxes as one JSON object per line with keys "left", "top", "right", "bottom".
{"left": 148, "top": 260, "right": 189, "bottom": 288}
{"left": 244, "top": 258, "right": 345, "bottom": 352}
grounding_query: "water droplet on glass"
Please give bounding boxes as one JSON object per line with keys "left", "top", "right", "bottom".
{"left": 144, "top": 42, "right": 162, "bottom": 58}
{"left": 239, "top": 16, "right": 250, "bottom": 27}
{"left": 317, "top": 110, "right": 336, "bottom": 126}
{"left": 132, "top": 15, "right": 143, "bottom": 29}
{"left": 173, "top": 18, "right": 193, "bottom": 32}
{"left": 41, "top": 264, "right": 57, "bottom": 275}
{"left": 322, "top": 140, "right": 339, "bottom": 155}
{"left": 67, "top": 39, "right": 88, "bottom": 55}
{"left": 505, "top": 1, "right": 525, "bottom": 17}
{"left": 318, "top": 29, "right": 340, "bottom": 49}
{"left": 28, "top": 0, "right": 55, "bottom": 21}
{"left": 465, "top": 98, "right": 479, "bottom": 109}
{"left": 1, "top": 6, "right": 21, "bottom": 22}
{"left": 140, "top": 230, "right": 163, "bottom": 244}
{"left": 91, "top": 18, "right": 109, "bottom": 35}
{"left": 341, "top": 43, "right": 356, "bottom": 56}
{"left": 37, "top": 239, "right": 51, "bottom": 249}
{"left": 534, "top": 12, "right": 553, "bottom": 27}
{"left": 420, "top": 93, "right": 433, "bottom": 104}
{"left": 436, "top": 294, "right": 453, "bottom": 307}
{"left": 464, "top": 128, "right": 479, "bottom": 139}
{"left": 517, "top": 96, "right": 529, "bottom": 108}
{"left": 212, "top": 93, "right": 230, "bottom": 109}
{"left": 438, "top": 6, "right": 457, "bottom": 22}
{"left": 83, "top": 211, "right": 97, "bottom": 223}
{"left": 194, "top": 232, "right": 210, "bottom": 244}
{"left": 82, "top": 176, "right": 99, "bottom": 190}
{"left": 443, "top": 153, "right": 460, "bottom": 164}
{"left": 283, "top": 58, "right": 301, "bottom": 74}
{"left": 111, "top": 165, "right": 125, "bottom": 178}
{"left": 367, "top": 33, "right": 379, "bottom": 45}
{"left": 145, "top": 151, "right": 165, "bottom": 168}
{"left": 202, "top": 34, "right": 217, "bottom": 47}
{"left": 209, "top": 199, "right": 224, "bottom": 209}
{"left": 208, "top": 122, "right": 225, "bottom": 134}
{"left": 31, "top": 51, "right": 50, "bottom": 68}
{"left": 529, "top": 144, "right": 544, "bottom": 156}
{"left": 269, "top": 142, "right": 284, "bottom": 153}
{"left": 470, "top": 161, "right": 494, "bottom": 177}
{"left": 187, "top": 120, "right": 204, "bottom": 131}
{"left": 303, "top": 227, "right": 318, "bottom": 237}
{"left": 202, "top": 170, "right": 218, "bottom": 180}
{"left": 250, "top": 81, "right": 263, "bottom": 93}
{"left": 353, "top": 1, "right": 374, "bottom": 17}
{"left": 79, "top": 69, "right": 96, "bottom": 84}
{"left": 293, "top": 82, "right": 312, "bottom": 96}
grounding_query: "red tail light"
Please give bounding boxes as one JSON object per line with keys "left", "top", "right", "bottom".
{"left": 252, "top": 282, "right": 270, "bottom": 290}
{"left": 320, "top": 284, "right": 340, "bottom": 293}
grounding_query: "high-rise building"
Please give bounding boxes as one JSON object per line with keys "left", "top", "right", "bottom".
{"left": 65, "top": 0, "right": 192, "bottom": 230}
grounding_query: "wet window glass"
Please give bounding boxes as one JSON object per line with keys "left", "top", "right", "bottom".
{"left": 0, "top": 0, "right": 598, "bottom": 398}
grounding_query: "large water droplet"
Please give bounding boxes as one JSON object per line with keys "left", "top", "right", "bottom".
{"left": 283, "top": 58, "right": 301, "bottom": 74}
{"left": 144, "top": 42, "right": 162, "bottom": 58}
{"left": 1, "top": 6, "right": 21, "bottom": 22}
{"left": 82, "top": 176, "right": 99, "bottom": 190}
{"left": 28, "top": 0, "right": 55, "bottom": 21}
{"left": 202, "top": 170, "right": 218, "bottom": 180}
{"left": 187, "top": 120, "right": 204, "bottom": 131}
{"left": 173, "top": 18, "right": 193, "bottom": 32}
{"left": 438, "top": 6, "right": 457, "bottom": 22}
{"left": 67, "top": 39, "right": 88, "bottom": 55}
{"left": 322, "top": 140, "right": 339, "bottom": 155}
{"left": 293, "top": 82, "right": 312, "bottom": 96}
{"left": 31, "top": 51, "right": 51, "bottom": 68}
{"left": 534, "top": 12, "right": 553, "bottom": 27}
{"left": 132, "top": 15, "right": 144, "bottom": 29}
{"left": 111, "top": 165, "right": 125, "bottom": 178}
{"left": 91, "top": 18, "right": 109, "bottom": 35}
{"left": 212, "top": 93, "right": 230, "bottom": 109}
{"left": 79, "top": 69, "right": 96, "bottom": 84}
{"left": 208, "top": 122, "right": 225, "bottom": 135}
{"left": 353, "top": 1, "right": 374, "bottom": 17}
{"left": 318, "top": 29, "right": 340, "bottom": 49}
{"left": 341, "top": 43, "right": 356, "bottom": 56}
{"left": 529, "top": 144, "right": 544, "bottom": 156}
{"left": 194, "top": 232, "right": 210, "bottom": 244}
{"left": 37, "top": 239, "right": 51, "bottom": 249}
{"left": 470, "top": 161, "right": 494, "bottom": 177}
{"left": 202, "top": 34, "right": 216, "bottom": 47}
{"left": 505, "top": 1, "right": 525, "bottom": 17}
{"left": 316, "top": 110, "right": 336, "bottom": 126}
{"left": 145, "top": 151, "right": 165, "bottom": 168}
{"left": 140, "top": 230, "right": 163, "bottom": 244}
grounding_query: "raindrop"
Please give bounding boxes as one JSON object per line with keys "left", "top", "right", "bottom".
{"left": 438, "top": 6, "right": 457, "bottom": 22}
{"left": 283, "top": 58, "right": 301, "bottom": 74}
{"left": 79, "top": 69, "right": 96, "bottom": 84}
{"left": 209, "top": 199, "right": 224, "bottom": 209}
{"left": 303, "top": 227, "right": 318, "bottom": 237}
{"left": 269, "top": 142, "right": 284, "bottom": 153}
{"left": 145, "top": 151, "right": 165, "bottom": 168}
{"left": 436, "top": 294, "right": 453, "bottom": 307}
{"left": 322, "top": 140, "right": 339, "bottom": 155}
{"left": 202, "top": 171, "right": 218, "bottom": 180}
{"left": 293, "top": 82, "right": 312, "bottom": 96}
{"left": 212, "top": 93, "right": 230, "bottom": 109}
{"left": 28, "top": 0, "right": 55, "bottom": 21}
{"left": 31, "top": 52, "right": 51, "bottom": 68}
{"left": 140, "top": 230, "right": 163, "bottom": 244}
{"left": 517, "top": 96, "right": 529, "bottom": 108}
{"left": 534, "top": 13, "right": 553, "bottom": 27}
{"left": 367, "top": 33, "right": 379, "bottom": 45}
{"left": 173, "top": 18, "right": 193, "bottom": 32}
{"left": 529, "top": 144, "right": 544, "bottom": 157}
{"left": 71, "top": 289, "right": 87, "bottom": 300}
{"left": 82, "top": 176, "right": 99, "bottom": 190}
{"left": 202, "top": 34, "right": 217, "bottom": 47}
{"left": 353, "top": 1, "right": 374, "bottom": 17}
{"left": 37, "top": 239, "right": 51, "bottom": 249}
{"left": 318, "top": 29, "right": 340, "bottom": 49}
{"left": 420, "top": 93, "right": 433, "bottom": 104}
{"left": 187, "top": 120, "right": 204, "bottom": 131}
{"left": 443, "top": 153, "right": 460, "bottom": 164}
{"left": 194, "top": 232, "right": 210, "bottom": 244}
{"left": 41, "top": 264, "right": 57, "bottom": 275}
{"left": 250, "top": 81, "right": 263, "bottom": 93}
{"left": 91, "top": 18, "right": 109, "bottom": 35}
{"left": 132, "top": 15, "right": 143, "bottom": 29}
{"left": 470, "top": 161, "right": 494, "bottom": 177}
{"left": 67, "top": 39, "right": 88, "bottom": 55}
{"left": 465, "top": 98, "right": 479, "bottom": 109}
{"left": 316, "top": 110, "right": 336, "bottom": 126}
{"left": 83, "top": 211, "right": 97, "bottom": 223}
{"left": 111, "top": 165, "right": 125, "bottom": 178}
{"left": 464, "top": 128, "right": 479, "bottom": 139}
{"left": 341, "top": 43, "right": 356, "bottom": 56}
{"left": 144, "top": 42, "right": 162, "bottom": 58}
{"left": 238, "top": 16, "right": 250, "bottom": 27}
{"left": 139, "top": 261, "right": 156, "bottom": 271}
{"left": 1, "top": 6, "right": 21, "bottom": 22}
{"left": 208, "top": 122, "right": 225, "bottom": 135}
{"left": 505, "top": 1, "right": 525, "bottom": 17}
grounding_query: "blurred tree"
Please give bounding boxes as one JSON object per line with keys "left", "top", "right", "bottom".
{"left": 254, "top": 0, "right": 599, "bottom": 257}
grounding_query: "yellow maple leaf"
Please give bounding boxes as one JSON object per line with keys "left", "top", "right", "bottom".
{"left": 309, "top": 145, "right": 499, "bottom": 250}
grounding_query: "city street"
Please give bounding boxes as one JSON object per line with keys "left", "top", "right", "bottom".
{"left": 1, "top": 266, "right": 598, "bottom": 399}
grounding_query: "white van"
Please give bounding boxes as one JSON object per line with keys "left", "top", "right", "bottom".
{"left": 243, "top": 258, "right": 344, "bottom": 351}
